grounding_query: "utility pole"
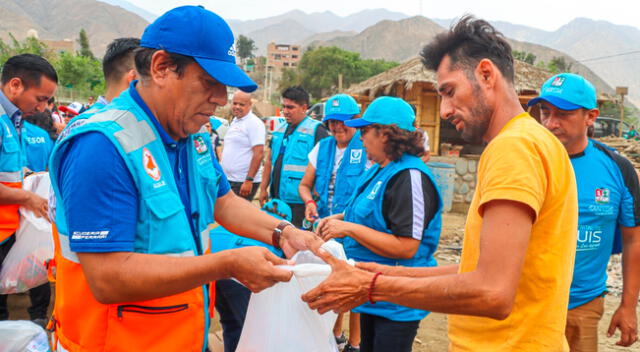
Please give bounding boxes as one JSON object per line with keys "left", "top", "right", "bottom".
{"left": 616, "top": 86, "right": 628, "bottom": 137}
{"left": 338, "top": 74, "right": 343, "bottom": 92}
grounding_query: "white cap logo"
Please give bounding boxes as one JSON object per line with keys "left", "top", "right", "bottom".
{"left": 228, "top": 44, "right": 236, "bottom": 57}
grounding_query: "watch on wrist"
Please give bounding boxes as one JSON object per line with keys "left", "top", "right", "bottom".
{"left": 245, "top": 176, "right": 254, "bottom": 182}
{"left": 272, "top": 220, "right": 293, "bottom": 249}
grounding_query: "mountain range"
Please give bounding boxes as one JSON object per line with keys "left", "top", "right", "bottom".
{"left": 0, "top": 0, "right": 637, "bottom": 105}
{"left": 0, "top": 0, "right": 148, "bottom": 57}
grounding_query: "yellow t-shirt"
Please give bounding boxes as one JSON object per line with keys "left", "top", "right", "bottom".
{"left": 448, "top": 113, "right": 578, "bottom": 351}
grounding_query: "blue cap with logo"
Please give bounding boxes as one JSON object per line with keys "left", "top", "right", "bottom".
{"left": 323, "top": 94, "right": 360, "bottom": 122}
{"left": 140, "top": 5, "right": 257, "bottom": 93}
{"left": 528, "top": 73, "right": 597, "bottom": 110}
{"left": 345, "top": 96, "right": 416, "bottom": 132}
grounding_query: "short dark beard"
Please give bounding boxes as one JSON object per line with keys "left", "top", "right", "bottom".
{"left": 460, "top": 80, "right": 492, "bottom": 143}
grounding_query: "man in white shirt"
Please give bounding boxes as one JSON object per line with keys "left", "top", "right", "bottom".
{"left": 221, "top": 91, "right": 265, "bottom": 201}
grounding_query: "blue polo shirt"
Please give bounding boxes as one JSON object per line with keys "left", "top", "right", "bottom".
{"left": 23, "top": 122, "right": 53, "bottom": 172}
{"left": 57, "top": 82, "right": 230, "bottom": 253}
{"left": 569, "top": 139, "right": 640, "bottom": 309}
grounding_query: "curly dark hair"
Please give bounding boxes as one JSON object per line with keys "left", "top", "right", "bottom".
{"left": 364, "top": 124, "right": 425, "bottom": 161}
{"left": 421, "top": 15, "right": 514, "bottom": 83}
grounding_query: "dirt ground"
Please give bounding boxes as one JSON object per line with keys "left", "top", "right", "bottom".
{"left": 6, "top": 213, "right": 640, "bottom": 351}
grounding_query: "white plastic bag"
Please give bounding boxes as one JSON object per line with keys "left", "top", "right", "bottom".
{"left": 0, "top": 320, "right": 50, "bottom": 352}
{"left": 236, "top": 240, "right": 352, "bottom": 352}
{"left": 0, "top": 173, "right": 53, "bottom": 294}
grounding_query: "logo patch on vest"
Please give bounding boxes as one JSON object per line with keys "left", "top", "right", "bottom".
{"left": 595, "top": 188, "right": 610, "bottom": 204}
{"left": 143, "top": 147, "right": 161, "bottom": 181}
{"left": 367, "top": 181, "right": 382, "bottom": 200}
{"left": 194, "top": 136, "right": 208, "bottom": 155}
{"left": 350, "top": 149, "right": 363, "bottom": 164}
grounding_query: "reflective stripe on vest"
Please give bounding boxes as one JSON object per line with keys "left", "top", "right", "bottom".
{"left": 270, "top": 117, "right": 321, "bottom": 203}
{"left": 0, "top": 105, "right": 25, "bottom": 241}
{"left": 343, "top": 154, "right": 443, "bottom": 322}
{"left": 0, "top": 171, "right": 22, "bottom": 182}
{"left": 48, "top": 88, "right": 216, "bottom": 352}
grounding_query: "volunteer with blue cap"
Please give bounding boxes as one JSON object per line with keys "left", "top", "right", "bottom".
{"left": 298, "top": 93, "right": 366, "bottom": 352}
{"left": 48, "top": 6, "right": 323, "bottom": 351}
{"left": 314, "top": 96, "right": 443, "bottom": 352}
{"left": 529, "top": 73, "right": 640, "bottom": 350}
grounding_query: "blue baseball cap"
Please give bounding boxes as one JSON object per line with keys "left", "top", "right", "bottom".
{"left": 528, "top": 73, "right": 597, "bottom": 110}
{"left": 262, "top": 199, "right": 292, "bottom": 222}
{"left": 209, "top": 117, "right": 222, "bottom": 130}
{"left": 140, "top": 6, "right": 257, "bottom": 93}
{"left": 323, "top": 94, "right": 360, "bottom": 122}
{"left": 345, "top": 96, "right": 416, "bottom": 132}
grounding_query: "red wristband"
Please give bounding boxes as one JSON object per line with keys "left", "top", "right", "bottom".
{"left": 368, "top": 272, "right": 382, "bottom": 304}
{"left": 305, "top": 200, "right": 317, "bottom": 206}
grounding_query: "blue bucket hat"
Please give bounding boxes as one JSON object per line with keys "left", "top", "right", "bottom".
{"left": 140, "top": 5, "right": 257, "bottom": 93}
{"left": 262, "top": 199, "right": 292, "bottom": 222}
{"left": 323, "top": 94, "right": 360, "bottom": 122}
{"left": 345, "top": 96, "right": 416, "bottom": 132}
{"left": 527, "top": 73, "right": 597, "bottom": 110}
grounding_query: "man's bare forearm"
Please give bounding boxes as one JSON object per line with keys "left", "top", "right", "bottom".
{"left": 372, "top": 270, "right": 511, "bottom": 319}
{"left": 621, "top": 227, "right": 640, "bottom": 309}
{"left": 214, "top": 192, "right": 279, "bottom": 245}
{"left": 0, "top": 184, "right": 31, "bottom": 205}
{"left": 246, "top": 145, "right": 264, "bottom": 179}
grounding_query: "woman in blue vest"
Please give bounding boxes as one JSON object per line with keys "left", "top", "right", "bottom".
{"left": 315, "top": 96, "right": 443, "bottom": 352}
{"left": 299, "top": 94, "right": 368, "bottom": 352}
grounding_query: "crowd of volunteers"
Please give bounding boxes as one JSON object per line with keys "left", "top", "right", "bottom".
{"left": 0, "top": 5, "right": 638, "bottom": 352}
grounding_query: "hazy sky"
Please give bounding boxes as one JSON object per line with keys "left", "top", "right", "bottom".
{"left": 126, "top": 0, "right": 639, "bottom": 31}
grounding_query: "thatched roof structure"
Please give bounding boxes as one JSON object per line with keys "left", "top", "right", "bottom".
{"left": 347, "top": 57, "right": 612, "bottom": 102}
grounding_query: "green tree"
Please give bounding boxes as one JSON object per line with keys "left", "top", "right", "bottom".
{"left": 77, "top": 29, "right": 94, "bottom": 59}
{"left": 236, "top": 35, "right": 256, "bottom": 61}
{"left": 0, "top": 34, "right": 51, "bottom": 64}
{"left": 547, "top": 56, "right": 572, "bottom": 74}
{"left": 512, "top": 50, "right": 536, "bottom": 65}
{"left": 288, "top": 46, "right": 398, "bottom": 99}
{"left": 600, "top": 101, "right": 639, "bottom": 126}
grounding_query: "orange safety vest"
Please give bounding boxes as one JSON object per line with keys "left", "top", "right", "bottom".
{"left": 47, "top": 93, "right": 218, "bottom": 351}
{"left": 0, "top": 181, "right": 21, "bottom": 242}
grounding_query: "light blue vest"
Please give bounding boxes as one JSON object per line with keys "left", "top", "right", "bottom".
{"left": 315, "top": 131, "right": 366, "bottom": 218}
{"left": 270, "top": 116, "right": 321, "bottom": 204}
{"left": 344, "top": 154, "right": 442, "bottom": 322}
{"left": 210, "top": 211, "right": 284, "bottom": 257}
{"left": 0, "top": 105, "right": 26, "bottom": 183}
{"left": 49, "top": 90, "right": 218, "bottom": 349}
{"left": 23, "top": 121, "right": 53, "bottom": 172}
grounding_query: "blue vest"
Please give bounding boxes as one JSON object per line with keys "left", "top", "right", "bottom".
{"left": 315, "top": 131, "right": 366, "bottom": 217}
{"left": 49, "top": 90, "right": 218, "bottom": 347}
{"left": 210, "top": 211, "right": 284, "bottom": 257}
{"left": 343, "top": 154, "right": 442, "bottom": 322}
{"left": 23, "top": 121, "right": 53, "bottom": 172}
{"left": 0, "top": 105, "right": 26, "bottom": 183}
{"left": 270, "top": 117, "right": 321, "bottom": 204}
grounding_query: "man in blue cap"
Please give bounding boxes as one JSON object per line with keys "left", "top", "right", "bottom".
{"left": 48, "top": 6, "right": 322, "bottom": 351}
{"left": 529, "top": 72, "right": 640, "bottom": 350}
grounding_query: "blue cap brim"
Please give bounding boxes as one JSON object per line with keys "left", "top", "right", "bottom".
{"left": 195, "top": 57, "right": 258, "bottom": 93}
{"left": 528, "top": 96, "right": 582, "bottom": 110}
{"left": 323, "top": 113, "right": 354, "bottom": 122}
{"left": 209, "top": 117, "right": 222, "bottom": 130}
{"left": 344, "top": 118, "right": 372, "bottom": 128}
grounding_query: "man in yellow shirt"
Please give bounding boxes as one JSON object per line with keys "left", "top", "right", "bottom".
{"left": 303, "top": 16, "right": 578, "bottom": 351}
